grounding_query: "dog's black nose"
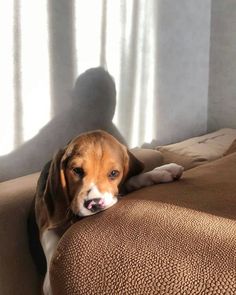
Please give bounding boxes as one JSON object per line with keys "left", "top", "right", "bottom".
{"left": 84, "top": 198, "right": 105, "bottom": 212}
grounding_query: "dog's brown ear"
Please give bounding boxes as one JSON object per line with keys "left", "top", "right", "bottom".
{"left": 123, "top": 149, "right": 144, "bottom": 181}
{"left": 119, "top": 148, "right": 144, "bottom": 194}
{"left": 43, "top": 149, "right": 70, "bottom": 229}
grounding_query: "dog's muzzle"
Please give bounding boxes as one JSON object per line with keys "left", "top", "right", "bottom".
{"left": 84, "top": 198, "right": 106, "bottom": 213}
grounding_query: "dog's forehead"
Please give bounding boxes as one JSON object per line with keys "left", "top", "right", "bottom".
{"left": 67, "top": 132, "right": 126, "bottom": 162}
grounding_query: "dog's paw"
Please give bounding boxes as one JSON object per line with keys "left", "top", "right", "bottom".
{"left": 125, "top": 163, "right": 184, "bottom": 192}
{"left": 153, "top": 163, "right": 184, "bottom": 183}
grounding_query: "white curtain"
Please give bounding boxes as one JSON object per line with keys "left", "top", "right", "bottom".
{"left": 0, "top": 0, "right": 158, "bottom": 156}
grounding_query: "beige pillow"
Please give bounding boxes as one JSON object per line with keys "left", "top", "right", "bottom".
{"left": 130, "top": 148, "right": 163, "bottom": 172}
{"left": 156, "top": 128, "right": 236, "bottom": 170}
{"left": 224, "top": 139, "right": 236, "bottom": 156}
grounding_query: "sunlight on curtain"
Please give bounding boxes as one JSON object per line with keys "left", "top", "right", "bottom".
{"left": 74, "top": 0, "right": 103, "bottom": 74}
{"left": 105, "top": 0, "right": 157, "bottom": 147}
{"left": 74, "top": 0, "right": 157, "bottom": 147}
{"left": 0, "top": 0, "right": 157, "bottom": 156}
{"left": 0, "top": 0, "right": 51, "bottom": 156}
{"left": 104, "top": 0, "right": 123, "bottom": 122}
{"left": 20, "top": 0, "right": 51, "bottom": 142}
{"left": 0, "top": 0, "right": 15, "bottom": 155}
{"left": 142, "top": 1, "right": 156, "bottom": 144}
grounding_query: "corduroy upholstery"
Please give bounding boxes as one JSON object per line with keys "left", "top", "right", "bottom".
{"left": 50, "top": 152, "right": 236, "bottom": 295}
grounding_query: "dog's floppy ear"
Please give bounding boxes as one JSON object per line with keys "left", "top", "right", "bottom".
{"left": 123, "top": 149, "right": 144, "bottom": 181}
{"left": 43, "top": 148, "right": 71, "bottom": 229}
{"left": 119, "top": 149, "right": 144, "bottom": 194}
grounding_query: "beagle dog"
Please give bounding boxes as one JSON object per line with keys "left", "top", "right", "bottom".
{"left": 28, "top": 130, "right": 183, "bottom": 295}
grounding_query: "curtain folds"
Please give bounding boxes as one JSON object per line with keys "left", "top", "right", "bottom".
{"left": 0, "top": 0, "right": 158, "bottom": 156}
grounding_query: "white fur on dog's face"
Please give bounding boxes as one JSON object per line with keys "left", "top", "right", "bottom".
{"left": 74, "top": 183, "right": 117, "bottom": 216}
{"left": 74, "top": 183, "right": 118, "bottom": 217}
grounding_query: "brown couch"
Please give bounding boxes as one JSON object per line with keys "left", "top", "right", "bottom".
{"left": 0, "top": 147, "right": 236, "bottom": 294}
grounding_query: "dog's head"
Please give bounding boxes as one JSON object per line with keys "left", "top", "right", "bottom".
{"left": 42, "top": 130, "right": 143, "bottom": 228}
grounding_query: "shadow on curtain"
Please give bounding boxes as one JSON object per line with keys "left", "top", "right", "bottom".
{"left": 0, "top": 0, "right": 158, "bottom": 181}
{"left": 0, "top": 67, "right": 126, "bottom": 181}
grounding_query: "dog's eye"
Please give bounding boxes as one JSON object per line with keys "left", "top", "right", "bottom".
{"left": 73, "top": 167, "right": 85, "bottom": 178}
{"left": 108, "top": 170, "right": 120, "bottom": 180}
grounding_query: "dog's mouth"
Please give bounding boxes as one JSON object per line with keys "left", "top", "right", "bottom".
{"left": 76, "top": 195, "right": 118, "bottom": 217}
{"left": 84, "top": 198, "right": 106, "bottom": 213}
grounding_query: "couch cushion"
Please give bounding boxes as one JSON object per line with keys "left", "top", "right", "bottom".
{"left": 224, "top": 139, "right": 236, "bottom": 156}
{"left": 0, "top": 173, "right": 41, "bottom": 295}
{"left": 130, "top": 148, "right": 163, "bottom": 172}
{"left": 50, "top": 152, "right": 236, "bottom": 294}
{"left": 156, "top": 128, "right": 236, "bottom": 170}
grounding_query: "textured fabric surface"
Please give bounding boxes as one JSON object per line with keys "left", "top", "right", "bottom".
{"left": 0, "top": 172, "right": 41, "bottom": 295}
{"left": 50, "top": 152, "right": 236, "bottom": 295}
{"left": 156, "top": 128, "right": 236, "bottom": 170}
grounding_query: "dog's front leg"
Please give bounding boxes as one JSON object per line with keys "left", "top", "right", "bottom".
{"left": 41, "top": 230, "right": 60, "bottom": 295}
{"left": 125, "top": 163, "right": 184, "bottom": 192}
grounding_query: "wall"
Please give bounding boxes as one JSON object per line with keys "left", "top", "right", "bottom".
{"left": 156, "top": 0, "right": 212, "bottom": 144}
{"left": 208, "top": 0, "right": 236, "bottom": 131}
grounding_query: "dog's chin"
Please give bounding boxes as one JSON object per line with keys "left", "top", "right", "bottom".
{"left": 77, "top": 197, "right": 118, "bottom": 217}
